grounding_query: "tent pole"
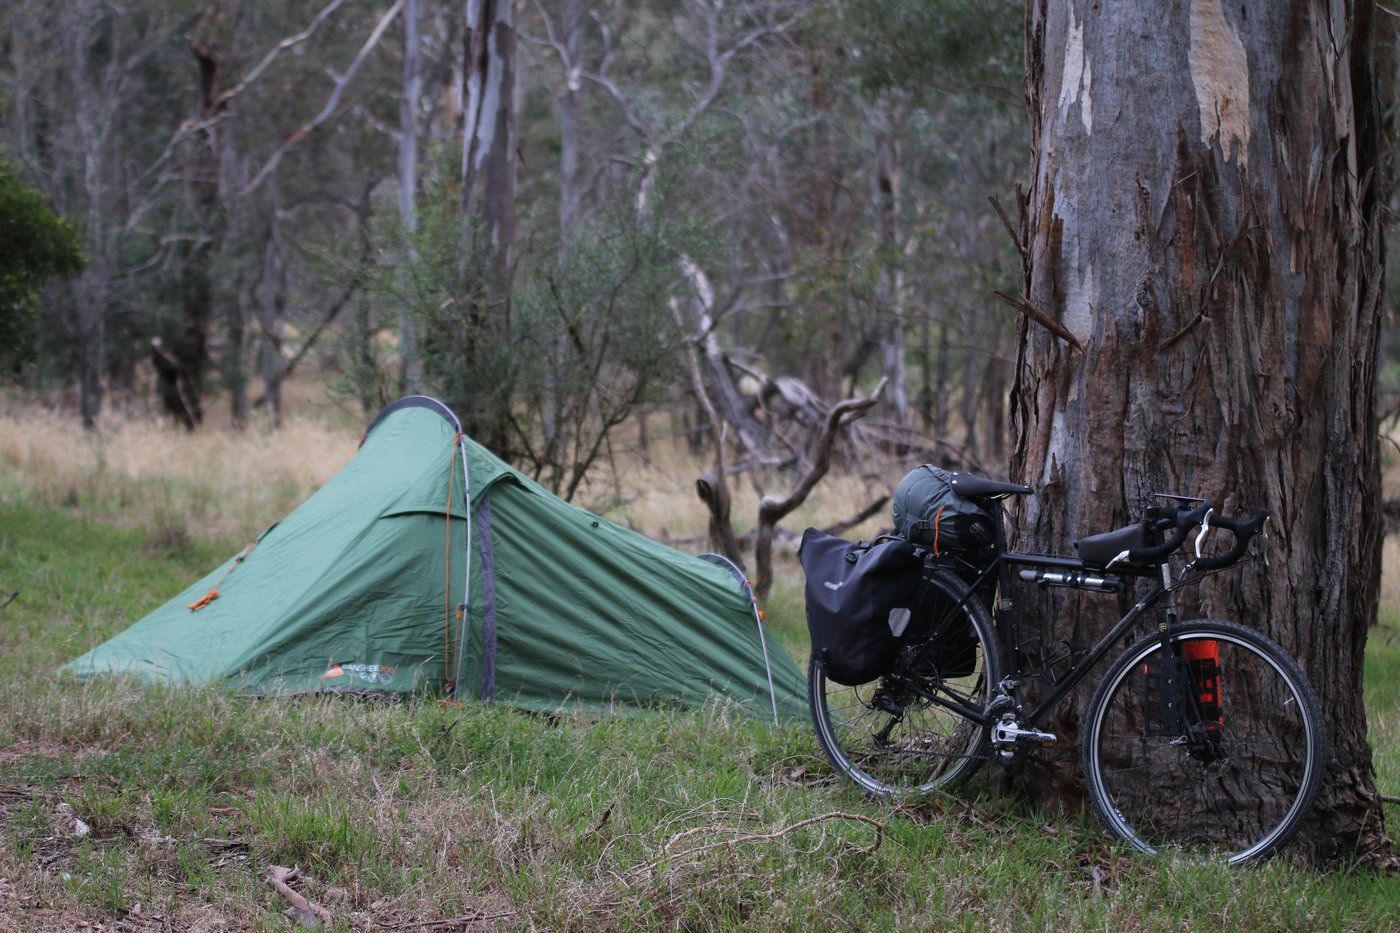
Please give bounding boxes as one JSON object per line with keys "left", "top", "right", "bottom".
{"left": 753, "top": 598, "right": 781, "bottom": 727}
{"left": 454, "top": 437, "right": 472, "bottom": 692}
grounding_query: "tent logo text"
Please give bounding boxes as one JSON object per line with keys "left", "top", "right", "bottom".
{"left": 323, "top": 662, "right": 396, "bottom": 685}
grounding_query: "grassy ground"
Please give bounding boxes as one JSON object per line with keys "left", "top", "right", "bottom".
{"left": 2, "top": 404, "right": 1399, "bottom": 930}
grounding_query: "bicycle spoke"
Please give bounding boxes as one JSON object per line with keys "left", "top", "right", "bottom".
{"left": 809, "top": 570, "right": 1000, "bottom": 796}
{"left": 1082, "top": 621, "right": 1324, "bottom": 863}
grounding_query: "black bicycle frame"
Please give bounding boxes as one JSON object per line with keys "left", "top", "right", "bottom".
{"left": 911, "top": 502, "right": 1191, "bottom": 729}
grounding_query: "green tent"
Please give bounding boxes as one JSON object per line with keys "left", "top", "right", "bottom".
{"left": 62, "top": 396, "right": 807, "bottom": 723}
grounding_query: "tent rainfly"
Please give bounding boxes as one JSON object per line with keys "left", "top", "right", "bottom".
{"left": 62, "top": 396, "right": 808, "bottom": 723}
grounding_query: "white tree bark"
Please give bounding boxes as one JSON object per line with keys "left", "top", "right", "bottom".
{"left": 398, "top": 0, "right": 423, "bottom": 392}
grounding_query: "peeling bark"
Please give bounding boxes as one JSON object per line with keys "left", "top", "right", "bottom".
{"left": 1015, "top": 0, "right": 1390, "bottom": 864}
{"left": 462, "top": 0, "right": 516, "bottom": 272}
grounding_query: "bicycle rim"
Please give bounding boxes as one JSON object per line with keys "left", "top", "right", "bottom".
{"left": 1082, "top": 620, "right": 1324, "bottom": 863}
{"left": 808, "top": 571, "right": 1000, "bottom": 796}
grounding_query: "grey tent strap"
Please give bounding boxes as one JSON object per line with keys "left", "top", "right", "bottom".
{"left": 699, "top": 553, "right": 781, "bottom": 728}
{"left": 473, "top": 495, "right": 499, "bottom": 700}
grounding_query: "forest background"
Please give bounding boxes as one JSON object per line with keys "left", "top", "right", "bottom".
{"left": 4, "top": 0, "right": 1400, "bottom": 487}
{"left": 0, "top": 0, "right": 1048, "bottom": 477}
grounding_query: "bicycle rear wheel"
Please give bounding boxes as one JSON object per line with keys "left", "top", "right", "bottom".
{"left": 1082, "top": 619, "right": 1324, "bottom": 863}
{"left": 808, "top": 570, "right": 1001, "bottom": 796}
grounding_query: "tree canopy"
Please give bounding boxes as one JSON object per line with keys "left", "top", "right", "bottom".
{"left": 0, "top": 161, "right": 85, "bottom": 373}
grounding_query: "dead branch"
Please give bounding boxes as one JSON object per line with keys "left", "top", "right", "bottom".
{"left": 240, "top": 0, "right": 405, "bottom": 197}
{"left": 760, "top": 378, "right": 887, "bottom": 520}
{"left": 992, "top": 290, "right": 1083, "bottom": 351}
{"left": 673, "top": 295, "right": 745, "bottom": 569}
{"left": 631, "top": 810, "right": 884, "bottom": 878}
{"left": 988, "top": 194, "right": 1026, "bottom": 263}
{"left": 219, "top": 0, "right": 352, "bottom": 114}
{"left": 584, "top": 6, "right": 802, "bottom": 155}
{"left": 266, "top": 865, "right": 333, "bottom": 929}
{"left": 750, "top": 378, "right": 887, "bottom": 597}
{"left": 379, "top": 910, "right": 519, "bottom": 930}
{"left": 0, "top": 591, "right": 17, "bottom": 612}
{"left": 821, "top": 495, "right": 891, "bottom": 537}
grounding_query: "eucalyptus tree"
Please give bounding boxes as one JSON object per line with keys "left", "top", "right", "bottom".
{"left": 1012, "top": 0, "right": 1390, "bottom": 862}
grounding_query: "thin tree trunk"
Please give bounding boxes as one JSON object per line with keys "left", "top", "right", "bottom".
{"left": 558, "top": 0, "right": 581, "bottom": 248}
{"left": 462, "top": 0, "right": 516, "bottom": 274}
{"left": 1013, "top": 0, "right": 1390, "bottom": 864}
{"left": 256, "top": 230, "right": 287, "bottom": 428}
{"left": 872, "top": 112, "right": 911, "bottom": 426}
{"left": 177, "top": 0, "right": 239, "bottom": 430}
{"left": 398, "top": 0, "right": 422, "bottom": 393}
{"left": 935, "top": 314, "right": 950, "bottom": 456}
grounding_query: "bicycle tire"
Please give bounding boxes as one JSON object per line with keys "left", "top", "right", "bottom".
{"left": 808, "top": 569, "right": 1002, "bottom": 796}
{"left": 1081, "top": 619, "right": 1325, "bottom": 863}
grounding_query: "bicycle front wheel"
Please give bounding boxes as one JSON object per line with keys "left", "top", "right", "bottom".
{"left": 809, "top": 570, "right": 1001, "bottom": 796}
{"left": 1082, "top": 619, "right": 1325, "bottom": 863}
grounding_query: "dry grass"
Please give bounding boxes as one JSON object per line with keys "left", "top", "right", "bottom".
{"left": 0, "top": 395, "right": 902, "bottom": 551}
{"left": 0, "top": 402, "right": 358, "bottom": 544}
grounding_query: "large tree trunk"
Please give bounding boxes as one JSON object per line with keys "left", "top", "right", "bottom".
{"left": 1012, "top": 0, "right": 1389, "bottom": 863}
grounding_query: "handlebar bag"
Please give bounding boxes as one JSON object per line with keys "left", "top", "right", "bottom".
{"left": 891, "top": 465, "right": 995, "bottom": 554}
{"left": 800, "top": 528, "right": 923, "bottom": 686}
{"left": 1075, "top": 522, "right": 1149, "bottom": 568}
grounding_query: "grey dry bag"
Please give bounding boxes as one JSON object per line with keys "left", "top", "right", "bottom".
{"left": 891, "top": 464, "right": 995, "bottom": 554}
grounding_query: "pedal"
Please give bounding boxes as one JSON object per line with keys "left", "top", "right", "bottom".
{"left": 992, "top": 714, "right": 1058, "bottom": 749}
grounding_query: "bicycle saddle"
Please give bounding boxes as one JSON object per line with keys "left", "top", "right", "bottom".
{"left": 946, "top": 472, "right": 1033, "bottom": 500}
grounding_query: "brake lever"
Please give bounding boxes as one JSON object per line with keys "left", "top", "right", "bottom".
{"left": 1193, "top": 507, "right": 1215, "bottom": 560}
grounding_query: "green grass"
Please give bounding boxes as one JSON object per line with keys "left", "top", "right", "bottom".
{"left": 3, "top": 501, "right": 1400, "bottom": 929}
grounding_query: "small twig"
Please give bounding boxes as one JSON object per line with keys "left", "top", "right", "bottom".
{"left": 378, "top": 911, "right": 518, "bottom": 930}
{"left": 630, "top": 810, "right": 884, "bottom": 877}
{"left": 820, "top": 496, "right": 891, "bottom": 537}
{"left": 987, "top": 195, "right": 1026, "bottom": 262}
{"left": 992, "top": 291, "right": 1084, "bottom": 351}
{"left": 0, "top": 786, "right": 40, "bottom": 802}
{"left": 198, "top": 836, "right": 250, "bottom": 852}
{"left": 1, "top": 591, "right": 19, "bottom": 611}
{"left": 590, "top": 802, "right": 615, "bottom": 835}
{"left": 240, "top": 0, "right": 405, "bottom": 197}
{"left": 1380, "top": 793, "right": 1400, "bottom": 806}
{"left": 1157, "top": 309, "right": 1211, "bottom": 353}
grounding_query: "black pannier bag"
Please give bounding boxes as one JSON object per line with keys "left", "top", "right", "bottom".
{"left": 891, "top": 465, "right": 995, "bottom": 555}
{"left": 799, "top": 529, "right": 924, "bottom": 686}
